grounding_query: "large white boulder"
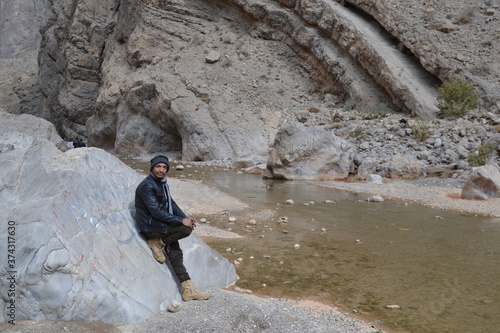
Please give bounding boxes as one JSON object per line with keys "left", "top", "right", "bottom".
{"left": 0, "top": 113, "right": 237, "bottom": 324}
{"left": 265, "top": 125, "right": 355, "bottom": 180}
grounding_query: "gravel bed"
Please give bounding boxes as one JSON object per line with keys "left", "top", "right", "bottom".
{"left": 317, "top": 178, "right": 500, "bottom": 218}
{"left": 117, "top": 288, "right": 381, "bottom": 333}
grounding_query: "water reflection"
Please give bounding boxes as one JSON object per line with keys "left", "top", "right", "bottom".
{"left": 125, "top": 160, "right": 500, "bottom": 333}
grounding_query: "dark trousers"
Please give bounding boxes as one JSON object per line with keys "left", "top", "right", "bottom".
{"left": 143, "top": 224, "right": 192, "bottom": 283}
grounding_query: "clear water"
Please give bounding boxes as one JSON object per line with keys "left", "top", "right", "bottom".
{"left": 128, "top": 161, "right": 500, "bottom": 333}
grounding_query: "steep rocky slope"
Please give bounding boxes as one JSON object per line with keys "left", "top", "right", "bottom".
{"left": 0, "top": 0, "right": 498, "bottom": 165}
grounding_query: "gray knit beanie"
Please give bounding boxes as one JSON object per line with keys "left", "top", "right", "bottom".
{"left": 150, "top": 155, "right": 170, "bottom": 171}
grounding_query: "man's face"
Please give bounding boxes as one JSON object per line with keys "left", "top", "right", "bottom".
{"left": 152, "top": 163, "right": 168, "bottom": 178}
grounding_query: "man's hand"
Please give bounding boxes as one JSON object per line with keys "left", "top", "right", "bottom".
{"left": 182, "top": 217, "right": 196, "bottom": 230}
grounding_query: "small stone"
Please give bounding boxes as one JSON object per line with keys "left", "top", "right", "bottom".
{"left": 284, "top": 199, "right": 294, "bottom": 205}
{"left": 233, "top": 286, "right": 252, "bottom": 294}
{"left": 277, "top": 216, "right": 289, "bottom": 224}
{"left": 248, "top": 219, "right": 257, "bottom": 225}
{"left": 324, "top": 200, "right": 336, "bottom": 204}
{"left": 455, "top": 53, "right": 466, "bottom": 62}
{"left": 226, "top": 248, "right": 232, "bottom": 252}
{"left": 175, "top": 165, "right": 185, "bottom": 170}
{"left": 434, "top": 138, "right": 443, "bottom": 148}
{"left": 294, "top": 243, "right": 301, "bottom": 249}
{"left": 200, "top": 218, "right": 207, "bottom": 223}
{"left": 367, "top": 195, "right": 384, "bottom": 202}
{"left": 205, "top": 50, "right": 221, "bottom": 63}
{"left": 167, "top": 300, "right": 182, "bottom": 313}
{"left": 386, "top": 305, "right": 401, "bottom": 309}
{"left": 228, "top": 216, "right": 237, "bottom": 222}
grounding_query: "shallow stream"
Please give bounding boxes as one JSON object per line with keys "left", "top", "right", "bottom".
{"left": 128, "top": 160, "right": 500, "bottom": 333}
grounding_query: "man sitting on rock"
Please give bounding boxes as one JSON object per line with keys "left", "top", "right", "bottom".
{"left": 135, "top": 155, "right": 210, "bottom": 301}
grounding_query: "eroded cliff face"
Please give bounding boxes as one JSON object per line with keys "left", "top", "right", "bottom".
{"left": 37, "top": 0, "right": 119, "bottom": 139}
{"left": 4, "top": 0, "right": 500, "bottom": 162}
{"left": 340, "top": 0, "right": 500, "bottom": 110}
{"left": 86, "top": 0, "right": 321, "bottom": 161}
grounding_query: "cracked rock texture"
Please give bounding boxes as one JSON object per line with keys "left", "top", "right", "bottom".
{"left": 0, "top": 111, "right": 238, "bottom": 324}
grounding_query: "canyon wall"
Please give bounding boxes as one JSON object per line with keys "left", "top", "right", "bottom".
{"left": 1, "top": 0, "right": 498, "bottom": 162}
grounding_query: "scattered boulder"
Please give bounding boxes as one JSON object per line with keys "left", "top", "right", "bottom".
{"left": 461, "top": 164, "right": 500, "bottom": 200}
{"left": 0, "top": 109, "right": 65, "bottom": 151}
{"left": 386, "top": 154, "right": 422, "bottom": 179}
{"left": 265, "top": 125, "right": 354, "bottom": 180}
{"left": 366, "top": 174, "right": 383, "bottom": 184}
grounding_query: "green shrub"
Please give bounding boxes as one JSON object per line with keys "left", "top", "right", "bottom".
{"left": 349, "top": 126, "right": 365, "bottom": 139}
{"left": 372, "top": 103, "right": 393, "bottom": 115}
{"left": 437, "top": 77, "right": 479, "bottom": 119}
{"left": 343, "top": 99, "right": 356, "bottom": 111}
{"left": 412, "top": 120, "right": 432, "bottom": 144}
{"left": 468, "top": 143, "right": 495, "bottom": 167}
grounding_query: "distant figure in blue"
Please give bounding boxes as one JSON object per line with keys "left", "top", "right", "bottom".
{"left": 73, "top": 137, "right": 86, "bottom": 148}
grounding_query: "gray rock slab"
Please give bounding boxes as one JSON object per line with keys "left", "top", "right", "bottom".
{"left": 0, "top": 120, "right": 237, "bottom": 324}
{"left": 266, "top": 125, "right": 354, "bottom": 180}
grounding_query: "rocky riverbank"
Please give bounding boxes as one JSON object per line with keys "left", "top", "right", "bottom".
{"left": 3, "top": 164, "right": 500, "bottom": 333}
{"left": 286, "top": 108, "right": 500, "bottom": 182}
{"left": 317, "top": 177, "right": 500, "bottom": 218}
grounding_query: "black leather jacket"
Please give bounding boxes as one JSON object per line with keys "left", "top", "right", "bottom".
{"left": 135, "top": 173, "right": 186, "bottom": 233}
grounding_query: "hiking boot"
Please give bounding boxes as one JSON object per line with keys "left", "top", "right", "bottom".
{"left": 181, "top": 280, "right": 211, "bottom": 301}
{"left": 147, "top": 238, "right": 166, "bottom": 263}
